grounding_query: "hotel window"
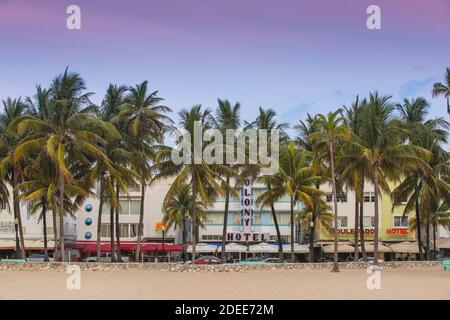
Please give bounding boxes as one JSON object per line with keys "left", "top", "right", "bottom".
{"left": 102, "top": 203, "right": 111, "bottom": 215}
{"left": 202, "top": 235, "right": 223, "bottom": 241}
{"left": 394, "top": 216, "right": 409, "bottom": 228}
{"left": 102, "top": 223, "right": 138, "bottom": 238}
{"left": 337, "top": 216, "right": 348, "bottom": 228}
{"left": 270, "top": 235, "right": 290, "bottom": 242}
{"left": 130, "top": 224, "right": 138, "bottom": 237}
{"left": 326, "top": 193, "right": 347, "bottom": 202}
{"left": 120, "top": 224, "right": 130, "bottom": 237}
{"left": 46, "top": 227, "right": 54, "bottom": 236}
{"left": 129, "top": 199, "right": 141, "bottom": 215}
{"left": 120, "top": 199, "right": 141, "bottom": 215}
{"left": 363, "top": 216, "right": 375, "bottom": 227}
{"left": 232, "top": 212, "right": 241, "bottom": 225}
{"left": 101, "top": 223, "right": 111, "bottom": 237}
{"left": 205, "top": 212, "right": 223, "bottom": 225}
{"left": 0, "top": 200, "right": 6, "bottom": 210}
{"left": 364, "top": 192, "right": 375, "bottom": 202}
{"left": 270, "top": 212, "right": 290, "bottom": 225}
{"left": 253, "top": 212, "right": 261, "bottom": 225}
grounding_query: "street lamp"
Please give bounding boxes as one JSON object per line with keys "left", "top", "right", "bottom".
{"left": 155, "top": 221, "right": 167, "bottom": 263}
{"left": 14, "top": 218, "right": 20, "bottom": 259}
{"left": 161, "top": 225, "right": 166, "bottom": 262}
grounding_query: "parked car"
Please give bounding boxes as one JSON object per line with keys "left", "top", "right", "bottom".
{"left": 263, "top": 258, "right": 284, "bottom": 264}
{"left": 85, "top": 252, "right": 131, "bottom": 262}
{"left": 26, "top": 254, "right": 54, "bottom": 262}
{"left": 194, "top": 256, "right": 222, "bottom": 265}
{"left": 239, "top": 257, "right": 264, "bottom": 264}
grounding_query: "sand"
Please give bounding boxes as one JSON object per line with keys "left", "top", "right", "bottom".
{"left": 0, "top": 266, "right": 449, "bottom": 300}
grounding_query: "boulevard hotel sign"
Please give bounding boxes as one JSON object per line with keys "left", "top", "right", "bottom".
{"left": 226, "top": 178, "right": 270, "bottom": 242}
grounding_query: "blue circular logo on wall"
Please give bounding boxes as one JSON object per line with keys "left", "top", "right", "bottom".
{"left": 85, "top": 204, "right": 93, "bottom": 212}
{"left": 84, "top": 232, "right": 92, "bottom": 240}
{"left": 85, "top": 218, "right": 93, "bottom": 226}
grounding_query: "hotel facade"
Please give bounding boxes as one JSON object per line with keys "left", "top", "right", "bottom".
{"left": 0, "top": 178, "right": 449, "bottom": 258}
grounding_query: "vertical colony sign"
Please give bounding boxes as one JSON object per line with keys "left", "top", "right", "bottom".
{"left": 226, "top": 178, "right": 270, "bottom": 242}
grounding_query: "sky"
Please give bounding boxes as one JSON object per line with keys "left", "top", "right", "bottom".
{"left": 0, "top": 0, "right": 449, "bottom": 134}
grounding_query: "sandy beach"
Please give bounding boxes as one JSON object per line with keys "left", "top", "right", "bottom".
{"left": 0, "top": 266, "right": 448, "bottom": 300}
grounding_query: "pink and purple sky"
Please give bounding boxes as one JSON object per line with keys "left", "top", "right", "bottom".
{"left": 0, "top": 0, "right": 449, "bottom": 127}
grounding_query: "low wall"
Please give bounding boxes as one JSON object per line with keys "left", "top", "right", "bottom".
{"left": 0, "top": 260, "right": 443, "bottom": 272}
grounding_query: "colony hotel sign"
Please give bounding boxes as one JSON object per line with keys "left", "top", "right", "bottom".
{"left": 226, "top": 178, "right": 270, "bottom": 242}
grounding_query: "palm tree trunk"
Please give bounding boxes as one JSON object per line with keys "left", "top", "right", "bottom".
{"left": 52, "top": 207, "right": 58, "bottom": 260}
{"left": 373, "top": 173, "right": 380, "bottom": 266}
{"left": 268, "top": 184, "right": 283, "bottom": 260}
{"left": 191, "top": 168, "right": 197, "bottom": 262}
{"left": 182, "top": 216, "right": 187, "bottom": 262}
{"left": 12, "top": 166, "right": 26, "bottom": 259}
{"left": 42, "top": 200, "right": 49, "bottom": 262}
{"left": 110, "top": 202, "right": 116, "bottom": 262}
{"left": 433, "top": 222, "right": 437, "bottom": 252}
{"left": 415, "top": 196, "right": 424, "bottom": 260}
{"left": 309, "top": 211, "right": 315, "bottom": 263}
{"left": 135, "top": 180, "right": 145, "bottom": 261}
{"left": 359, "top": 175, "right": 367, "bottom": 261}
{"left": 354, "top": 198, "right": 359, "bottom": 261}
{"left": 96, "top": 184, "right": 103, "bottom": 261}
{"left": 115, "top": 183, "right": 122, "bottom": 262}
{"left": 359, "top": 197, "right": 367, "bottom": 261}
{"left": 58, "top": 172, "right": 65, "bottom": 262}
{"left": 221, "top": 176, "right": 230, "bottom": 261}
{"left": 425, "top": 213, "right": 431, "bottom": 261}
{"left": 329, "top": 142, "right": 339, "bottom": 272}
{"left": 290, "top": 195, "right": 295, "bottom": 262}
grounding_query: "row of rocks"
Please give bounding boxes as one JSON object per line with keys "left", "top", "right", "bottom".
{"left": 0, "top": 260, "right": 443, "bottom": 272}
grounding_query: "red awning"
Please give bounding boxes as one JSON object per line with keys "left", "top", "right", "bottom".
{"left": 141, "top": 243, "right": 183, "bottom": 252}
{"left": 76, "top": 242, "right": 183, "bottom": 253}
{"left": 78, "top": 243, "right": 136, "bottom": 253}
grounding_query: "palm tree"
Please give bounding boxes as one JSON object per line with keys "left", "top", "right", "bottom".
{"left": 427, "top": 201, "right": 450, "bottom": 252}
{"left": 296, "top": 201, "right": 334, "bottom": 261}
{"left": 24, "top": 86, "right": 61, "bottom": 256}
{"left": 162, "top": 184, "right": 207, "bottom": 262}
{"left": 13, "top": 68, "right": 119, "bottom": 261}
{"left": 212, "top": 99, "right": 241, "bottom": 261}
{"left": 112, "top": 81, "right": 172, "bottom": 260}
{"left": 392, "top": 119, "right": 450, "bottom": 260}
{"left": 394, "top": 97, "right": 432, "bottom": 259}
{"left": 246, "top": 107, "right": 289, "bottom": 259}
{"left": 341, "top": 96, "right": 367, "bottom": 261}
{"left": 155, "top": 105, "right": 232, "bottom": 260}
{"left": 0, "top": 97, "right": 27, "bottom": 259}
{"left": 355, "top": 92, "right": 430, "bottom": 266}
{"left": 17, "top": 161, "right": 87, "bottom": 261}
{"left": 295, "top": 113, "right": 330, "bottom": 262}
{"left": 256, "top": 142, "right": 323, "bottom": 262}
{"left": 432, "top": 67, "right": 450, "bottom": 115}
{"left": 297, "top": 200, "right": 333, "bottom": 262}
{"left": 409, "top": 200, "right": 450, "bottom": 255}
{"left": 309, "top": 110, "right": 351, "bottom": 272}
{"left": 94, "top": 84, "right": 135, "bottom": 262}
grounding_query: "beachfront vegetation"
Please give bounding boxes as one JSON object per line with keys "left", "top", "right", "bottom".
{"left": 0, "top": 67, "right": 449, "bottom": 268}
